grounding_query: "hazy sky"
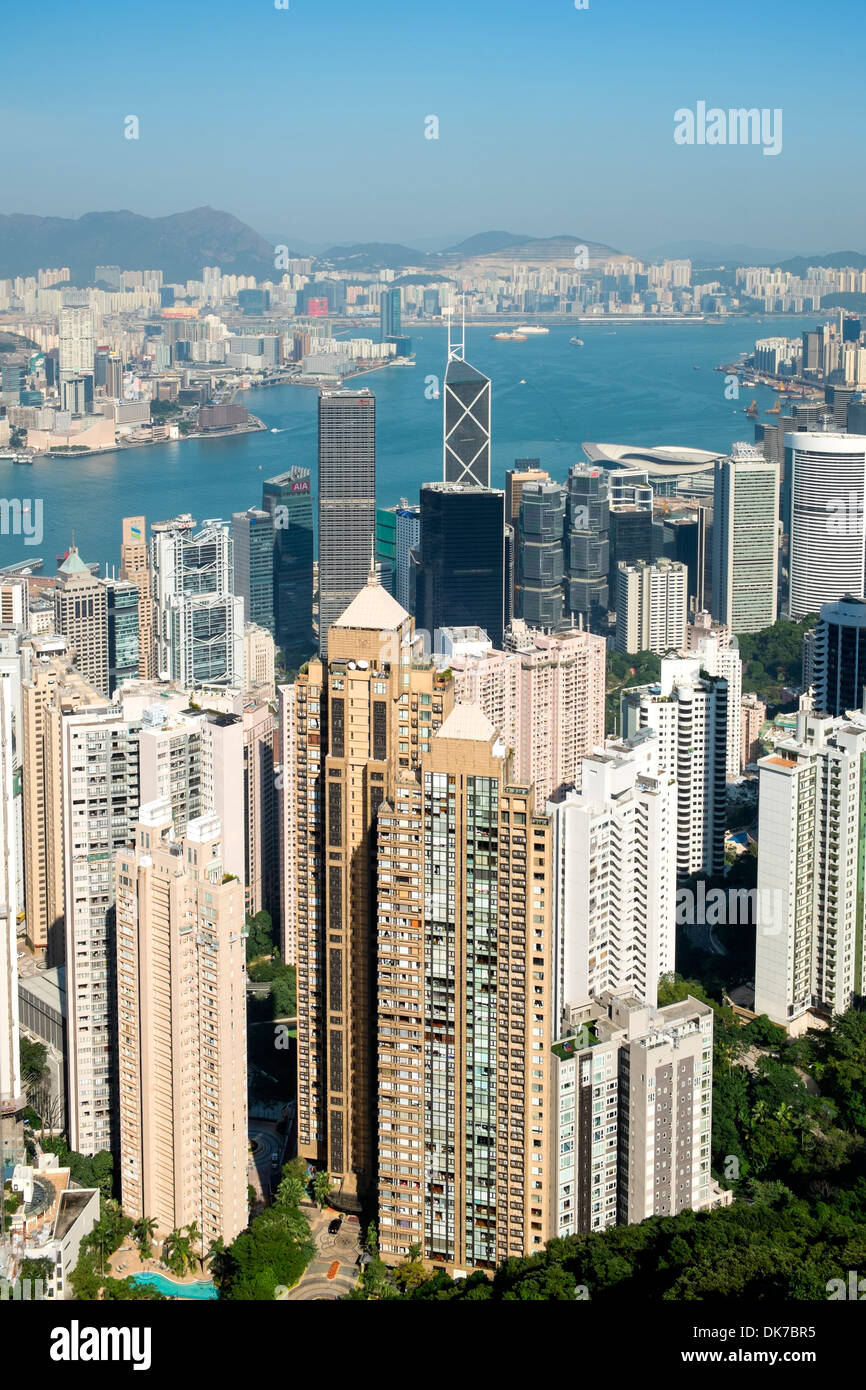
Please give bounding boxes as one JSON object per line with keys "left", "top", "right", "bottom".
{"left": 3, "top": 0, "right": 865, "bottom": 254}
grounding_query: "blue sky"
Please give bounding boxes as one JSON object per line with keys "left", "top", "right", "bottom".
{"left": 3, "top": 0, "right": 865, "bottom": 254}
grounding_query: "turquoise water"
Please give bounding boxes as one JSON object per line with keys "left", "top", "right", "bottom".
{"left": 0, "top": 315, "right": 828, "bottom": 573}
{"left": 129, "top": 1271, "right": 217, "bottom": 1300}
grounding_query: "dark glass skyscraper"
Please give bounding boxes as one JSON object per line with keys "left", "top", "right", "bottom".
{"left": 414, "top": 483, "right": 505, "bottom": 647}
{"left": 379, "top": 286, "right": 402, "bottom": 341}
{"left": 317, "top": 389, "right": 377, "bottom": 656}
{"left": 564, "top": 466, "right": 610, "bottom": 631}
{"left": 262, "top": 467, "right": 314, "bottom": 655}
{"left": 105, "top": 578, "right": 140, "bottom": 692}
{"left": 814, "top": 595, "right": 866, "bottom": 716}
{"left": 232, "top": 507, "right": 275, "bottom": 635}
{"left": 443, "top": 356, "right": 491, "bottom": 488}
{"left": 518, "top": 480, "right": 565, "bottom": 627}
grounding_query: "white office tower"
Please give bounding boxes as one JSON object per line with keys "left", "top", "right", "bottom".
{"left": 550, "top": 990, "right": 715, "bottom": 1235}
{"left": 59, "top": 306, "right": 96, "bottom": 378}
{"left": 549, "top": 731, "right": 676, "bottom": 1022}
{"left": 62, "top": 703, "right": 140, "bottom": 1155}
{"left": 0, "top": 647, "right": 25, "bottom": 1161}
{"left": 712, "top": 445, "right": 779, "bottom": 633}
{"left": 686, "top": 621, "right": 743, "bottom": 780}
{"left": 615, "top": 558, "right": 687, "bottom": 656}
{"left": 755, "top": 698, "right": 866, "bottom": 1026}
{"left": 151, "top": 520, "right": 244, "bottom": 687}
{"left": 788, "top": 432, "right": 866, "bottom": 619}
{"left": 621, "top": 655, "right": 728, "bottom": 876}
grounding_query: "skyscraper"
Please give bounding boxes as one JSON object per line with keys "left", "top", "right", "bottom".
{"left": 394, "top": 502, "right": 421, "bottom": 612}
{"left": 62, "top": 702, "right": 140, "bottom": 1154}
{"left": 317, "top": 390, "right": 377, "bottom": 656}
{"left": 53, "top": 545, "right": 109, "bottom": 697}
{"left": 550, "top": 991, "right": 715, "bottom": 1236}
{"left": 105, "top": 578, "right": 140, "bottom": 693}
{"left": 788, "top": 432, "right": 866, "bottom": 619}
{"left": 685, "top": 615, "right": 743, "bottom": 780}
{"left": 277, "top": 684, "right": 298, "bottom": 967}
{"left": 711, "top": 445, "right": 779, "bottom": 633}
{"left": 0, "top": 652, "right": 24, "bottom": 1163}
{"left": 564, "top": 466, "right": 610, "bottom": 631}
{"left": 447, "top": 626, "right": 606, "bottom": 812}
{"left": 242, "top": 700, "right": 279, "bottom": 922}
{"left": 621, "top": 656, "right": 728, "bottom": 877}
{"left": 232, "top": 507, "right": 275, "bottom": 635}
{"left": 376, "top": 706, "right": 554, "bottom": 1268}
{"left": 813, "top": 594, "right": 866, "bottom": 716}
{"left": 756, "top": 701, "right": 866, "bottom": 1024}
{"left": 517, "top": 480, "right": 565, "bottom": 627}
{"left": 414, "top": 483, "right": 506, "bottom": 648}
{"left": 443, "top": 320, "right": 491, "bottom": 488}
{"left": 615, "top": 558, "right": 687, "bottom": 656}
{"left": 379, "top": 286, "right": 401, "bottom": 342}
{"left": 59, "top": 306, "right": 95, "bottom": 380}
{"left": 120, "top": 517, "right": 155, "bottom": 681}
{"left": 115, "top": 802, "right": 248, "bottom": 1247}
{"left": 549, "top": 732, "right": 676, "bottom": 1019}
{"left": 293, "top": 572, "right": 454, "bottom": 1206}
{"left": 21, "top": 640, "right": 105, "bottom": 963}
{"left": 262, "top": 467, "right": 314, "bottom": 655}
{"left": 506, "top": 463, "right": 549, "bottom": 613}
{"left": 151, "top": 520, "right": 244, "bottom": 687}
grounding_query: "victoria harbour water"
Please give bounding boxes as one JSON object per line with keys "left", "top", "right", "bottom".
{"left": 0, "top": 316, "right": 827, "bottom": 573}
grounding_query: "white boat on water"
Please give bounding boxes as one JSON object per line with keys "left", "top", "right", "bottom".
{"left": 520, "top": 325, "right": 549, "bottom": 335}
{"left": 570, "top": 337, "right": 584, "bottom": 346}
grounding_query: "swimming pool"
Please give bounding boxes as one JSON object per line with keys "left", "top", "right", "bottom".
{"left": 129, "top": 1271, "right": 218, "bottom": 1300}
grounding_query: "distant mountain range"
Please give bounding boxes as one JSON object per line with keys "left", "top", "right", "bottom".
{"left": 317, "top": 243, "right": 431, "bottom": 271}
{"left": 0, "top": 207, "right": 281, "bottom": 282}
{"left": 641, "top": 240, "right": 799, "bottom": 267}
{"left": 442, "top": 230, "right": 531, "bottom": 256}
{"left": 778, "top": 251, "right": 866, "bottom": 275}
{"left": 1, "top": 207, "right": 863, "bottom": 283}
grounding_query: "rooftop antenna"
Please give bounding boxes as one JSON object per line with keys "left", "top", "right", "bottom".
{"left": 446, "top": 293, "right": 465, "bottom": 363}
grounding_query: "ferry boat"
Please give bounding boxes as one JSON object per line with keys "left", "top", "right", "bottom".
{"left": 570, "top": 337, "right": 584, "bottom": 346}
{"left": 519, "top": 325, "right": 549, "bottom": 336}
{"left": 490, "top": 331, "right": 527, "bottom": 342}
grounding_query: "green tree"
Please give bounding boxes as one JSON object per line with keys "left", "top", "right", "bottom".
{"left": 133, "top": 1216, "right": 157, "bottom": 1260}
{"left": 312, "top": 1170, "right": 332, "bottom": 1209}
{"left": 219, "top": 1204, "right": 315, "bottom": 1300}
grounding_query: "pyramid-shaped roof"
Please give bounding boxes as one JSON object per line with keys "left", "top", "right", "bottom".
{"left": 436, "top": 701, "right": 496, "bottom": 742}
{"left": 332, "top": 575, "right": 410, "bottom": 632}
{"left": 58, "top": 545, "right": 91, "bottom": 576}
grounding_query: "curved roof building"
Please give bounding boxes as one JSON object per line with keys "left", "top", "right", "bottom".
{"left": 582, "top": 441, "right": 725, "bottom": 479}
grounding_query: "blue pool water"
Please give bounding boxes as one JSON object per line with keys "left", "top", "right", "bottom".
{"left": 129, "top": 1271, "right": 218, "bottom": 1300}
